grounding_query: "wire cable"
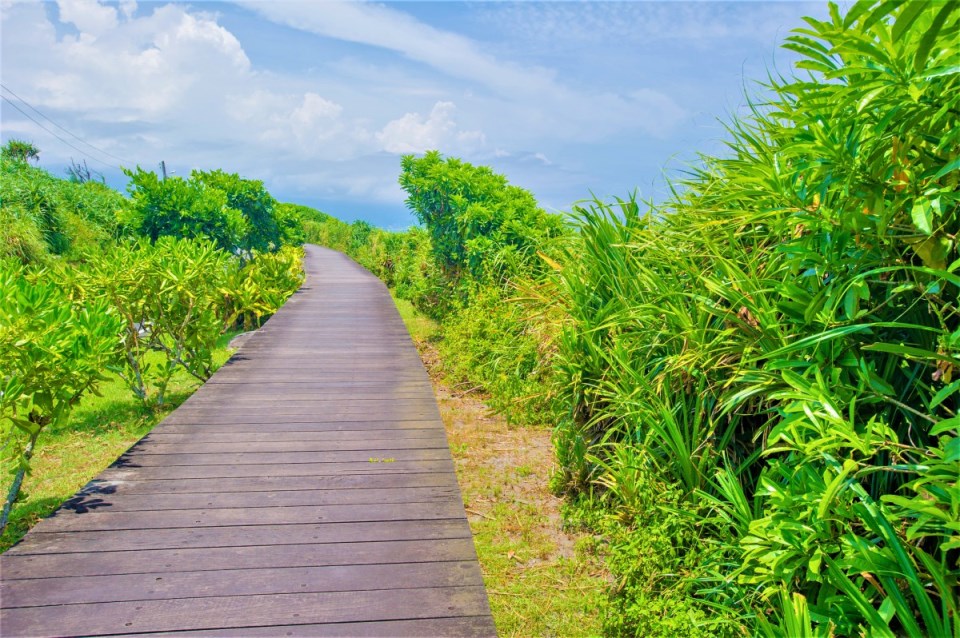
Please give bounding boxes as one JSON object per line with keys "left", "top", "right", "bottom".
{"left": 1, "top": 83, "right": 135, "bottom": 166}
{"left": 1, "top": 95, "right": 123, "bottom": 170}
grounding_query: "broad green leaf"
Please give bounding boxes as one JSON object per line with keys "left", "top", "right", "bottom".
{"left": 914, "top": 1, "right": 957, "bottom": 72}
{"left": 911, "top": 197, "right": 934, "bottom": 235}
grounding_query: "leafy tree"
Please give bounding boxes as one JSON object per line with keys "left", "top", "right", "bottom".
{"left": 71, "top": 238, "right": 237, "bottom": 405}
{"left": 399, "top": 151, "right": 565, "bottom": 290}
{"left": 1, "top": 139, "right": 39, "bottom": 164}
{"left": 0, "top": 261, "right": 120, "bottom": 533}
{"left": 120, "top": 168, "right": 247, "bottom": 252}
{"left": 273, "top": 202, "right": 306, "bottom": 246}
{"left": 193, "top": 169, "right": 281, "bottom": 252}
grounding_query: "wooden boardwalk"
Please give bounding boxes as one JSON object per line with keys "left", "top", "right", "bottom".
{"left": 0, "top": 246, "right": 496, "bottom": 637}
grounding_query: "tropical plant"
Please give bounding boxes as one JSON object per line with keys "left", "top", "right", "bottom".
{"left": 541, "top": 1, "right": 960, "bottom": 634}
{"left": 1, "top": 139, "right": 39, "bottom": 164}
{"left": 225, "top": 246, "right": 305, "bottom": 330}
{"left": 0, "top": 260, "right": 121, "bottom": 532}
{"left": 399, "top": 151, "right": 566, "bottom": 314}
{"left": 70, "top": 238, "right": 236, "bottom": 405}
{"left": 120, "top": 167, "right": 248, "bottom": 252}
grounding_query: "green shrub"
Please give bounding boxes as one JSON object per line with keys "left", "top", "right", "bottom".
{"left": 0, "top": 157, "right": 123, "bottom": 263}
{"left": 543, "top": 1, "right": 960, "bottom": 634}
{"left": 120, "top": 168, "right": 248, "bottom": 252}
{"left": 226, "top": 245, "right": 305, "bottom": 330}
{"left": 70, "top": 238, "right": 236, "bottom": 405}
{"left": 0, "top": 260, "right": 121, "bottom": 532}
{"left": 399, "top": 151, "right": 566, "bottom": 314}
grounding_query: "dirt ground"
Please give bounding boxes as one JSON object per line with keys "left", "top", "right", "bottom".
{"left": 416, "top": 341, "right": 607, "bottom": 637}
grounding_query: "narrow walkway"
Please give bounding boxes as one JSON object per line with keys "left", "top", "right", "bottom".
{"left": 0, "top": 246, "right": 495, "bottom": 637}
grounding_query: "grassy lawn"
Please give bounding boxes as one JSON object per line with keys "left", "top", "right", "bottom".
{"left": 393, "top": 294, "right": 608, "bottom": 637}
{"left": 0, "top": 332, "right": 241, "bottom": 552}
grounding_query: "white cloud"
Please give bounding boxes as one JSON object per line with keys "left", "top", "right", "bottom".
{"left": 377, "top": 101, "right": 484, "bottom": 154}
{"left": 0, "top": 0, "right": 823, "bottom": 225}
{"left": 57, "top": 0, "right": 118, "bottom": 36}
{"left": 244, "top": 0, "right": 558, "bottom": 100}
{"left": 293, "top": 93, "right": 342, "bottom": 123}
{"left": 247, "top": 1, "right": 688, "bottom": 149}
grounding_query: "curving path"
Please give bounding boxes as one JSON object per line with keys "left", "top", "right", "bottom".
{"left": 0, "top": 245, "right": 495, "bottom": 637}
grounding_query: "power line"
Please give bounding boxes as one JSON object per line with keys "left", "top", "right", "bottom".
{"left": 1, "top": 83, "right": 135, "bottom": 166}
{"left": 0, "top": 95, "right": 123, "bottom": 171}
{"left": 2, "top": 84, "right": 136, "bottom": 166}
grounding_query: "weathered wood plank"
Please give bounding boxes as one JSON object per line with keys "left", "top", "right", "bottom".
{"left": 1, "top": 537, "right": 480, "bottom": 580}
{"left": 0, "top": 586, "right": 492, "bottom": 636}
{"left": 151, "top": 420, "right": 442, "bottom": 433}
{"left": 140, "top": 429, "right": 446, "bottom": 443}
{"left": 94, "top": 459, "right": 455, "bottom": 480}
{"left": 6, "top": 519, "right": 470, "bottom": 555}
{"left": 117, "top": 616, "right": 496, "bottom": 637}
{"left": 47, "top": 485, "right": 461, "bottom": 512}
{"left": 2, "top": 561, "right": 484, "bottom": 608}
{"left": 110, "top": 448, "right": 451, "bottom": 467}
{"left": 30, "top": 501, "right": 468, "bottom": 533}
{"left": 52, "top": 471, "right": 459, "bottom": 497}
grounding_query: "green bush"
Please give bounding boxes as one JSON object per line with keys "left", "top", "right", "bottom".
{"left": 69, "top": 238, "right": 237, "bottom": 405}
{"left": 543, "top": 2, "right": 960, "bottom": 634}
{"left": 226, "top": 245, "right": 305, "bottom": 330}
{"left": 399, "top": 151, "right": 566, "bottom": 315}
{"left": 0, "top": 157, "right": 123, "bottom": 263}
{"left": 120, "top": 168, "right": 248, "bottom": 252}
{"left": 0, "top": 260, "right": 121, "bottom": 532}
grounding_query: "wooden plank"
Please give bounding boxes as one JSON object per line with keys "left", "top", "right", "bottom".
{"left": 57, "top": 471, "right": 459, "bottom": 497}
{"left": 93, "top": 459, "right": 455, "bottom": 480}
{"left": 157, "top": 416, "right": 442, "bottom": 427}
{"left": 127, "top": 437, "right": 448, "bottom": 463}
{"left": 2, "top": 561, "right": 484, "bottom": 608}
{"left": 0, "top": 585, "right": 492, "bottom": 636}
{"left": 165, "top": 406, "right": 442, "bottom": 418}
{"left": 51, "top": 486, "right": 460, "bottom": 512}
{"left": 175, "top": 400, "right": 436, "bottom": 409}
{"left": 151, "top": 420, "right": 442, "bottom": 433}
{"left": 30, "top": 501, "right": 468, "bottom": 533}
{"left": 117, "top": 616, "right": 496, "bottom": 637}
{"left": 1, "top": 538, "right": 479, "bottom": 579}
{"left": 140, "top": 429, "right": 446, "bottom": 443}
{"left": 7, "top": 519, "right": 470, "bottom": 555}
{"left": 176, "top": 391, "right": 435, "bottom": 402}
{"left": 109, "top": 449, "right": 450, "bottom": 467}
{"left": 128, "top": 439, "right": 449, "bottom": 455}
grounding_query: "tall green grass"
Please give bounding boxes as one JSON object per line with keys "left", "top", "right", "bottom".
{"left": 544, "top": 2, "right": 959, "bottom": 634}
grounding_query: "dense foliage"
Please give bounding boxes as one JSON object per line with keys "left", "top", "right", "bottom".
{"left": 553, "top": 2, "right": 958, "bottom": 634}
{"left": 0, "top": 260, "right": 121, "bottom": 530}
{"left": 121, "top": 168, "right": 302, "bottom": 254}
{"left": 399, "top": 151, "right": 564, "bottom": 303}
{"left": 310, "top": 2, "right": 959, "bottom": 635}
{"left": 1, "top": 156, "right": 124, "bottom": 263}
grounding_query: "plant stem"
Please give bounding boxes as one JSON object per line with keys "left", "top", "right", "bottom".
{"left": 1, "top": 435, "right": 37, "bottom": 534}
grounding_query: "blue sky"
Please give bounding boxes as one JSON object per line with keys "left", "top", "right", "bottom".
{"left": 1, "top": 1, "right": 827, "bottom": 229}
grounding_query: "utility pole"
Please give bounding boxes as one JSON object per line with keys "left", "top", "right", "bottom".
{"left": 160, "top": 160, "right": 167, "bottom": 181}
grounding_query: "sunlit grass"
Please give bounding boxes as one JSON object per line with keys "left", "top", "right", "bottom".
{"left": 392, "top": 290, "right": 607, "bottom": 637}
